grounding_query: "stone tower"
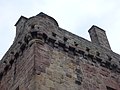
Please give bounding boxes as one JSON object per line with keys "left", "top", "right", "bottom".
{"left": 0, "top": 12, "right": 120, "bottom": 90}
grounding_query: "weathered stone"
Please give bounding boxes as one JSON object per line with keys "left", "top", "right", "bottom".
{"left": 0, "top": 12, "right": 120, "bottom": 90}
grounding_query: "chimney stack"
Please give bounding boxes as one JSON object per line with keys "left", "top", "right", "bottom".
{"left": 88, "top": 25, "right": 111, "bottom": 50}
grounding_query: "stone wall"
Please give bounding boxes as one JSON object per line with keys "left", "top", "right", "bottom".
{"left": 0, "top": 12, "right": 120, "bottom": 90}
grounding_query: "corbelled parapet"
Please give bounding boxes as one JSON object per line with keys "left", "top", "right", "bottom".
{"left": 0, "top": 12, "right": 120, "bottom": 90}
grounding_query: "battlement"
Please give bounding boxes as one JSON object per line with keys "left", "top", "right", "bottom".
{"left": 0, "top": 13, "right": 120, "bottom": 90}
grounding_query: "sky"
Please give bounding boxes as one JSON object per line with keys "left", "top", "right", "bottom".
{"left": 0, "top": 0, "right": 120, "bottom": 60}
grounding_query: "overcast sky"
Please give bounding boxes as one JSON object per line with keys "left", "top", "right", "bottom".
{"left": 0, "top": 0, "right": 120, "bottom": 59}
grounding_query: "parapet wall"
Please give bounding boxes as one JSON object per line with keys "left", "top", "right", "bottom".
{"left": 0, "top": 12, "right": 120, "bottom": 90}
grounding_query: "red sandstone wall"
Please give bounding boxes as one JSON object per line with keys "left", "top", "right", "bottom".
{"left": 34, "top": 42, "right": 120, "bottom": 90}
{"left": 0, "top": 13, "right": 120, "bottom": 90}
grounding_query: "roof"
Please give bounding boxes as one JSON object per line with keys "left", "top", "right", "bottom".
{"left": 15, "top": 16, "right": 28, "bottom": 26}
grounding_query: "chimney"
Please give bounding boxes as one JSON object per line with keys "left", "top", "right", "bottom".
{"left": 88, "top": 25, "right": 111, "bottom": 50}
{"left": 15, "top": 16, "right": 28, "bottom": 38}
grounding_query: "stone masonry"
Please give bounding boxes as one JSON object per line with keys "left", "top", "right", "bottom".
{"left": 0, "top": 12, "right": 120, "bottom": 90}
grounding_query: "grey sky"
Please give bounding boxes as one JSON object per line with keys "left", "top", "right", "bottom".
{"left": 0, "top": 0, "right": 120, "bottom": 59}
